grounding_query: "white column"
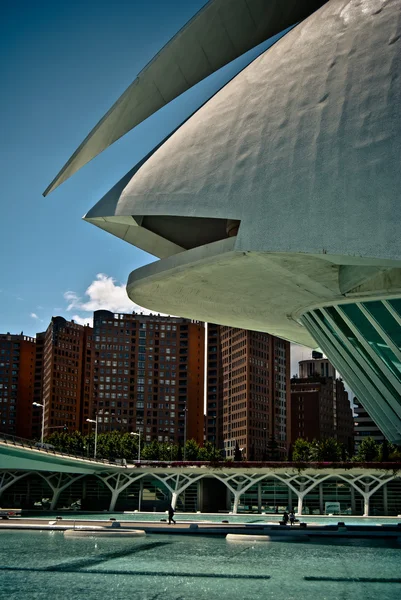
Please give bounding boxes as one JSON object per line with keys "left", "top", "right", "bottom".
{"left": 50, "top": 488, "right": 62, "bottom": 511}
{"left": 350, "top": 486, "right": 356, "bottom": 514}
{"left": 319, "top": 483, "right": 324, "bottom": 514}
{"left": 138, "top": 479, "right": 143, "bottom": 512}
{"left": 363, "top": 486, "right": 370, "bottom": 517}
{"left": 197, "top": 480, "right": 202, "bottom": 513}
{"left": 257, "top": 482, "right": 262, "bottom": 514}
{"left": 108, "top": 474, "right": 121, "bottom": 512}
{"left": 297, "top": 494, "right": 304, "bottom": 516}
{"left": 233, "top": 492, "right": 241, "bottom": 515}
{"left": 171, "top": 491, "right": 178, "bottom": 510}
{"left": 109, "top": 488, "right": 121, "bottom": 512}
{"left": 383, "top": 482, "right": 388, "bottom": 516}
{"left": 296, "top": 483, "right": 305, "bottom": 516}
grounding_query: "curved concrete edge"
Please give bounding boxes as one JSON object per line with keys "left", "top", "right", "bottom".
{"left": 226, "top": 534, "right": 272, "bottom": 542}
{"left": 64, "top": 528, "right": 146, "bottom": 538}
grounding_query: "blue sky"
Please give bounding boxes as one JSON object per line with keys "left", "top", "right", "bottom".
{"left": 0, "top": 0, "right": 316, "bottom": 377}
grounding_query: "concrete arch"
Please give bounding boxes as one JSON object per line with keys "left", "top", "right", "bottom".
{"left": 0, "top": 471, "right": 54, "bottom": 509}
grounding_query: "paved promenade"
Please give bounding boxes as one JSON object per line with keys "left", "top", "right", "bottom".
{"left": 1, "top": 517, "right": 401, "bottom": 539}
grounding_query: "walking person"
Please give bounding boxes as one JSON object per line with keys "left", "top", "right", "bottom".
{"left": 168, "top": 505, "right": 176, "bottom": 525}
{"left": 282, "top": 511, "right": 289, "bottom": 525}
{"left": 289, "top": 510, "right": 296, "bottom": 526}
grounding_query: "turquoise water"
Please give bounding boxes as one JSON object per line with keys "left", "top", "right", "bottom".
{"left": 24, "top": 511, "right": 401, "bottom": 526}
{"left": 0, "top": 531, "right": 400, "bottom": 599}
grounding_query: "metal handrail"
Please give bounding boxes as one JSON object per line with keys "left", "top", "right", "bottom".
{"left": 0, "top": 432, "right": 114, "bottom": 465}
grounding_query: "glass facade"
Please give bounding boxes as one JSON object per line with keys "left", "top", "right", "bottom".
{"left": 301, "top": 298, "right": 401, "bottom": 444}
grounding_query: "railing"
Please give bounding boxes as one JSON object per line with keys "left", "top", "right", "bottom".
{"left": 0, "top": 433, "right": 115, "bottom": 465}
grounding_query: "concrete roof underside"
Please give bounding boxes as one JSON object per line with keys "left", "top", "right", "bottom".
{"left": 44, "top": 0, "right": 327, "bottom": 195}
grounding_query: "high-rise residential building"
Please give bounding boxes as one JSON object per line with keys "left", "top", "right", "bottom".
{"left": 88, "top": 310, "right": 204, "bottom": 445}
{"left": 354, "top": 398, "right": 385, "bottom": 450}
{"left": 206, "top": 325, "right": 290, "bottom": 460}
{"left": 42, "top": 317, "right": 92, "bottom": 437}
{"left": 32, "top": 332, "right": 45, "bottom": 440}
{"left": 291, "top": 356, "right": 354, "bottom": 451}
{"left": 0, "top": 333, "right": 36, "bottom": 438}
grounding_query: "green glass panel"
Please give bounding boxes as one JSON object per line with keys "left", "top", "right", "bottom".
{"left": 363, "top": 300, "right": 401, "bottom": 350}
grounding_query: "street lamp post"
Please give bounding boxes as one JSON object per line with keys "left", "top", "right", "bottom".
{"left": 32, "top": 402, "right": 44, "bottom": 445}
{"left": 130, "top": 432, "right": 141, "bottom": 463}
{"left": 86, "top": 416, "right": 98, "bottom": 459}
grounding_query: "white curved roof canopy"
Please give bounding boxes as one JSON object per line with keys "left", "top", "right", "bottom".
{"left": 44, "top": 0, "right": 327, "bottom": 195}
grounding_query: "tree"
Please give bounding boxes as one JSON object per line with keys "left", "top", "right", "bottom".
{"left": 310, "top": 438, "right": 343, "bottom": 462}
{"left": 267, "top": 436, "right": 279, "bottom": 460}
{"left": 141, "top": 440, "right": 161, "bottom": 460}
{"left": 198, "top": 441, "right": 223, "bottom": 462}
{"left": 380, "top": 438, "right": 390, "bottom": 462}
{"left": 234, "top": 441, "right": 242, "bottom": 461}
{"left": 184, "top": 439, "right": 200, "bottom": 460}
{"left": 354, "top": 437, "right": 380, "bottom": 462}
{"left": 292, "top": 438, "right": 312, "bottom": 462}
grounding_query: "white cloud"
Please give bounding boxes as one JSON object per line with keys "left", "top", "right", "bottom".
{"left": 64, "top": 273, "right": 157, "bottom": 322}
{"left": 71, "top": 314, "right": 94, "bottom": 327}
{"left": 30, "top": 313, "right": 39, "bottom": 320}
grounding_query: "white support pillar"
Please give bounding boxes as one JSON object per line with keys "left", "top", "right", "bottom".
{"left": 50, "top": 488, "right": 62, "bottom": 511}
{"left": 350, "top": 486, "right": 356, "bottom": 515}
{"left": 233, "top": 492, "right": 241, "bottom": 515}
{"left": 363, "top": 486, "right": 370, "bottom": 517}
{"left": 296, "top": 482, "right": 305, "bottom": 516}
{"left": 288, "top": 488, "right": 293, "bottom": 512}
{"left": 108, "top": 474, "right": 121, "bottom": 512}
{"left": 297, "top": 494, "right": 304, "bottom": 516}
{"left": 319, "top": 483, "right": 324, "bottom": 514}
{"left": 197, "top": 480, "right": 202, "bottom": 513}
{"left": 171, "top": 491, "right": 178, "bottom": 510}
{"left": 383, "top": 482, "right": 388, "bottom": 516}
{"left": 138, "top": 479, "right": 143, "bottom": 512}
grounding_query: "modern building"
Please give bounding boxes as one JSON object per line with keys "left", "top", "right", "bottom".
{"left": 0, "top": 333, "right": 36, "bottom": 438}
{"left": 46, "top": 0, "right": 401, "bottom": 444}
{"left": 206, "top": 325, "right": 290, "bottom": 460}
{"left": 354, "top": 398, "right": 385, "bottom": 450}
{"left": 298, "top": 352, "right": 336, "bottom": 379}
{"left": 87, "top": 310, "right": 205, "bottom": 445}
{"left": 291, "top": 357, "right": 354, "bottom": 450}
{"left": 42, "top": 317, "right": 92, "bottom": 437}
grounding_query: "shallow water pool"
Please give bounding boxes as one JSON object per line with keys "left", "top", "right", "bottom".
{"left": 0, "top": 530, "right": 400, "bottom": 600}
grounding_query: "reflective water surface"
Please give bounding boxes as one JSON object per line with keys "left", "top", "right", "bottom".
{"left": 0, "top": 530, "right": 400, "bottom": 600}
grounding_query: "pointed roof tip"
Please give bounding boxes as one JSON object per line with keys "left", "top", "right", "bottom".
{"left": 43, "top": 0, "right": 327, "bottom": 195}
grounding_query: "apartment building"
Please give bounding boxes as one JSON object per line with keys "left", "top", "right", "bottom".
{"left": 206, "top": 325, "right": 290, "bottom": 460}
{"left": 87, "top": 310, "right": 204, "bottom": 445}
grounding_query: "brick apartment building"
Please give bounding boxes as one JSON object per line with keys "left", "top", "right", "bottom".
{"left": 86, "top": 310, "right": 204, "bottom": 445}
{"left": 291, "top": 355, "right": 354, "bottom": 451}
{"left": 0, "top": 333, "right": 37, "bottom": 438}
{"left": 206, "top": 325, "right": 290, "bottom": 460}
{"left": 42, "top": 317, "right": 92, "bottom": 437}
